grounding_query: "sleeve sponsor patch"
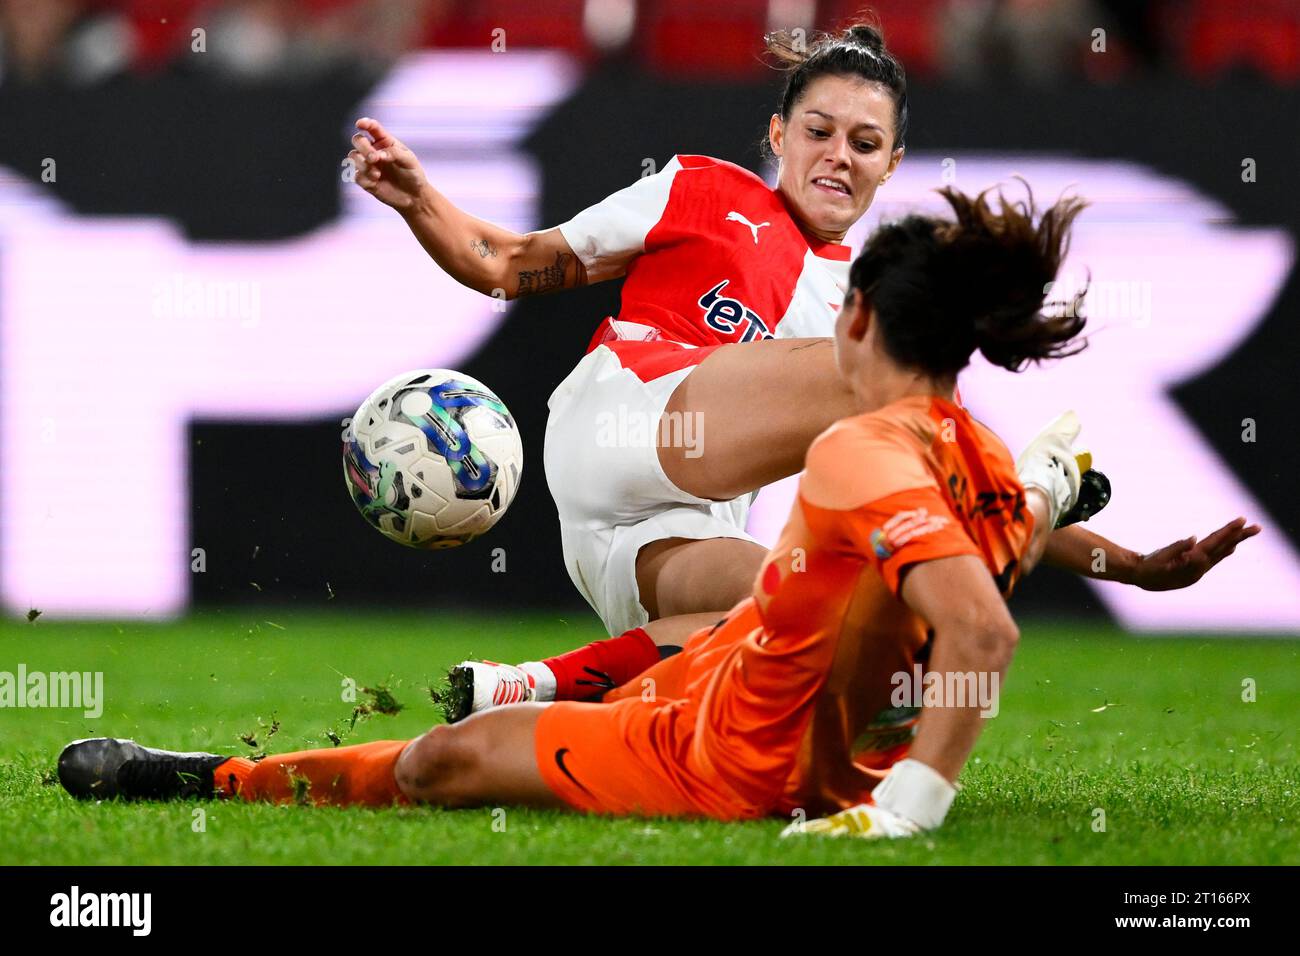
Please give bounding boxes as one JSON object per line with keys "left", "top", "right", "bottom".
{"left": 870, "top": 508, "right": 952, "bottom": 560}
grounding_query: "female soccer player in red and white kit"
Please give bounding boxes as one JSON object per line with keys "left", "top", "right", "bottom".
{"left": 346, "top": 23, "right": 1256, "bottom": 718}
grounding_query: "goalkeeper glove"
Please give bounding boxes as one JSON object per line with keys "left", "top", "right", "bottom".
{"left": 1016, "top": 410, "right": 1084, "bottom": 530}
{"left": 780, "top": 759, "right": 956, "bottom": 840}
{"left": 780, "top": 802, "right": 920, "bottom": 840}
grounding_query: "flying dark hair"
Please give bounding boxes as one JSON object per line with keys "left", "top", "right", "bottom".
{"left": 848, "top": 184, "right": 1089, "bottom": 376}
{"left": 763, "top": 18, "right": 908, "bottom": 152}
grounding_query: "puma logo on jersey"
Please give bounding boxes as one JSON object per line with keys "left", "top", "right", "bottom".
{"left": 725, "top": 211, "right": 770, "bottom": 244}
{"left": 698, "top": 280, "right": 772, "bottom": 342}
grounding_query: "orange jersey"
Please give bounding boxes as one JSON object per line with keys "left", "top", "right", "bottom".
{"left": 536, "top": 394, "right": 1034, "bottom": 819}
{"left": 754, "top": 393, "right": 1032, "bottom": 813}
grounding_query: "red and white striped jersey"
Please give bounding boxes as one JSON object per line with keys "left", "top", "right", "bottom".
{"left": 557, "top": 155, "right": 852, "bottom": 352}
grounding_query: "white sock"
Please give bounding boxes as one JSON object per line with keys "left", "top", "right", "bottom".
{"left": 519, "top": 661, "right": 557, "bottom": 701}
{"left": 872, "top": 759, "right": 958, "bottom": 831}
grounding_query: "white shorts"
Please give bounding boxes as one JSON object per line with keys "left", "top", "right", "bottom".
{"left": 544, "top": 335, "right": 759, "bottom": 636}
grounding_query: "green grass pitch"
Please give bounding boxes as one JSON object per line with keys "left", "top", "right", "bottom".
{"left": 1, "top": 612, "right": 1296, "bottom": 865}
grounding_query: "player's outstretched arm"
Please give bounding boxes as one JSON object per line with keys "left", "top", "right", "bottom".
{"left": 1014, "top": 410, "right": 1260, "bottom": 589}
{"left": 348, "top": 117, "right": 588, "bottom": 299}
{"left": 1043, "top": 518, "right": 1260, "bottom": 590}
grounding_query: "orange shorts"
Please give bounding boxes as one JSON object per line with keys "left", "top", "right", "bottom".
{"left": 535, "top": 696, "right": 705, "bottom": 817}
{"left": 533, "top": 610, "right": 750, "bottom": 819}
{"left": 533, "top": 600, "right": 826, "bottom": 820}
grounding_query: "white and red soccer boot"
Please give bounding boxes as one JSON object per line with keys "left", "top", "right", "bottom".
{"left": 438, "top": 660, "right": 553, "bottom": 723}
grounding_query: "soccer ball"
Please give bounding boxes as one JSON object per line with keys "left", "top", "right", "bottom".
{"left": 342, "top": 369, "right": 523, "bottom": 548}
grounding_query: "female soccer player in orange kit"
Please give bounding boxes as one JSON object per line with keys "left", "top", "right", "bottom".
{"left": 57, "top": 185, "right": 1260, "bottom": 837}
{"left": 343, "top": 22, "right": 1256, "bottom": 720}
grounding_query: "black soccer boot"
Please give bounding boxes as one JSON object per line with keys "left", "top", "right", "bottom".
{"left": 57, "top": 737, "right": 230, "bottom": 801}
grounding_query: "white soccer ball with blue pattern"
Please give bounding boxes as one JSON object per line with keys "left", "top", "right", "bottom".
{"left": 343, "top": 369, "right": 523, "bottom": 548}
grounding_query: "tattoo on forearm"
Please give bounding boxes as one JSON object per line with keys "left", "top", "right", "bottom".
{"left": 517, "top": 251, "right": 580, "bottom": 297}
{"left": 470, "top": 238, "right": 497, "bottom": 259}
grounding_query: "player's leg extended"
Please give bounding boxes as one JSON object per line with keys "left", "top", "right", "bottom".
{"left": 60, "top": 708, "right": 563, "bottom": 809}
{"left": 657, "top": 337, "right": 857, "bottom": 502}
{"left": 237, "top": 706, "right": 562, "bottom": 809}
{"left": 222, "top": 740, "right": 412, "bottom": 805}
{"left": 57, "top": 737, "right": 413, "bottom": 807}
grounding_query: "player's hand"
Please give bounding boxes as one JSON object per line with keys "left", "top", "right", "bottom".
{"left": 347, "top": 118, "right": 429, "bottom": 215}
{"left": 780, "top": 802, "right": 920, "bottom": 840}
{"left": 1130, "top": 517, "right": 1261, "bottom": 591}
{"left": 1016, "top": 410, "right": 1084, "bottom": 529}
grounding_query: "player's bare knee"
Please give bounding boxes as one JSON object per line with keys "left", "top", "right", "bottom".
{"left": 999, "top": 622, "right": 1021, "bottom": 660}
{"left": 395, "top": 724, "right": 478, "bottom": 803}
{"left": 392, "top": 729, "right": 440, "bottom": 800}
{"left": 974, "top": 619, "right": 1020, "bottom": 670}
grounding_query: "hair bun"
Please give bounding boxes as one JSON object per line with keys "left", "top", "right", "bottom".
{"left": 844, "top": 24, "right": 887, "bottom": 53}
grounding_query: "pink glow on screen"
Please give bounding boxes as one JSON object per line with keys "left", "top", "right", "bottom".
{"left": 747, "top": 156, "right": 1299, "bottom": 631}
{"left": 0, "top": 53, "right": 578, "bottom": 617}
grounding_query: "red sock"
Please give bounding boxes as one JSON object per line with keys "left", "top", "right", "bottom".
{"left": 542, "top": 627, "right": 661, "bottom": 701}
{"left": 214, "top": 740, "right": 411, "bottom": 807}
